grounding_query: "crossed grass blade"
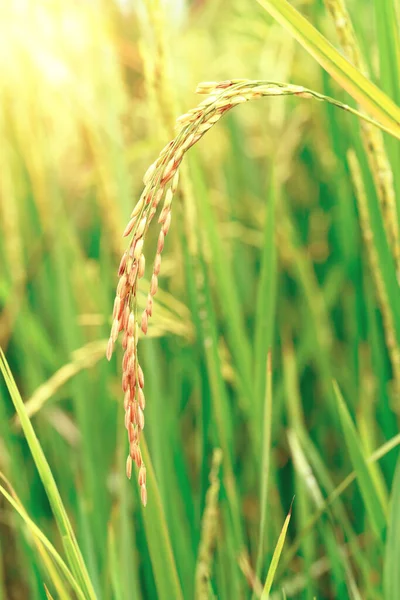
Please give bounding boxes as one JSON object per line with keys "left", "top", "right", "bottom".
{"left": 290, "top": 427, "right": 376, "bottom": 595}
{"left": 334, "top": 381, "right": 386, "bottom": 542}
{"left": 0, "top": 474, "right": 85, "bottom": 600}
{"left": 287, "top": 432, "right": 356, "bottom": 598}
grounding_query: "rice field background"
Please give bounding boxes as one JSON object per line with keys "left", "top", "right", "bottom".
{"left": 1, "top": 0, "right": 400, "bottom": 598}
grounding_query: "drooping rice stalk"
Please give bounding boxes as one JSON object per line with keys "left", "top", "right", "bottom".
{"left": 107, "top": 79, "right": 394, "bottom": 504}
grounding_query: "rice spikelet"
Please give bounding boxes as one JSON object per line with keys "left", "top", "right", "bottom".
{"left": 107, "top": 79, "right": 387, "bottom": 504}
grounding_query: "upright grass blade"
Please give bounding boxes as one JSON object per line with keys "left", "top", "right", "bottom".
{"left": 0, "top": 386, "right": 42, "bottom": 596}
{"left": 333, "top": 382, "right": 387, "bottom": 542}
{"left": 253, "top": 353, "right": 273, "bottom": 600}
{"left": 114, "top": 410, "right": 142, "bottom": 600}
{"left": 190, "top": 156, "right": 254, "bottom": 425}
{"left": 279, "top": 207, "right": 333, "bottom": 398}
{"left": 384, "top": 455, "right": 400, "bottom": 600}
{"left": 180, "top": 167, "right": 244, "bottom": 551}
{"left": 139, "top": 437, "right": 184, "bottom": 600}
{"left": 141, "top": 339, "right": 196, "bottom": 600}
{"left": 0, "top": 349, "right": 96, "bottom": 600}
{"left": 347, "top": 138, "right": 400, "bottom": 351}
{"left": 256, "top": 0, "right": 400, "bottom": 138}
{"left": 261, "top": 500, "right": 293, "bottom": 599}
{"left": 107, "top": 524, "right": 125, "bottom": 600}
{"left": 252, "top": 176, "right": 277, "bottom": 590}
{"left": 254, "top": 171, "right": 277, "bottom": 416}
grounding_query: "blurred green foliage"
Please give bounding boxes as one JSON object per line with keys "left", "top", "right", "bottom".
{"left": 0, "top": 0, "right": 400, "bottom": 598}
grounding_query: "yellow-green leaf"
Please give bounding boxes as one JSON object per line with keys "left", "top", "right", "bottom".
{"left": 256, "top": 0, "right": 400, "bottom": 138}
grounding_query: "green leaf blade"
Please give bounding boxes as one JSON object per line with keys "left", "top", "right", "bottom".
{"left": 256, "top": 0, "right": 400, "bottom": 138}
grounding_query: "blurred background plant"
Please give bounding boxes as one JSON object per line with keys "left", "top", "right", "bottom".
{"left": 0, "top": 0, "right": 400, "bottom": 598}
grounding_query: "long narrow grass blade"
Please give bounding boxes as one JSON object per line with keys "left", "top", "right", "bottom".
{"left": 285, "top": 432, "right": 400, "bottom": 566}
{"left": 107, "top": 524, "right": 124, "bottom": 600}
{"left": 333, "top": 382, "right": 386, "bottom": 541}
{"left": 254, "top": 172, "right": 277, "bottom": 414}
{"left": 190, "top": 157, "right": 254, "bottom": 420}
{"left": 261, "top": 500, "right": 293, "bottom": 598}
{"left": 0, "top": 349, "right": 96, "bottom": 600}
{"left": 179, "top": 168, "right": 244, "bottom": 552}
{"left": 287, "top": 432, "right": 355, "bottom": 598}
{"left": 290, "top": 428, "right": 375, "bottom": 593}
{"left": 139, "top": 437, "right": 184, "bottom": 600}
{"left": 253, "top": 353, "right": 273, "bottom": 598}
{"left": 256, "top": 0, "right": 400, "bottom": 138}
{"left": 0, "top": 477, "right": 85, "bottom": 600}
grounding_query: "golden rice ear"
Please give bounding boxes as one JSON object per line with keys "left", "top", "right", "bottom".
{"left": 111, "top": 78, "right": 384, "bottom": 506}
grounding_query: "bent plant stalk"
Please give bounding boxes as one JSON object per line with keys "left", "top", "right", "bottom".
{"left": 106, "top": 78, "right": 394, "bottom": 505}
